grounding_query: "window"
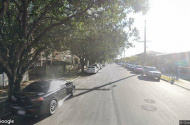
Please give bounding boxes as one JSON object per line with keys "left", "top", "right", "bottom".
{"left": 22, "top": 81, "right": 50, "bottom": 93}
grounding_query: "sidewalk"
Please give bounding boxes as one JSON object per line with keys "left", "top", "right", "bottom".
{"left": 161, "top": 73, "right": 190, "bottom": 90}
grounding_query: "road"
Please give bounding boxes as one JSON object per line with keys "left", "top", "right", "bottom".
{"left": 10, "top": 64, "right": 190, "bottom": 125}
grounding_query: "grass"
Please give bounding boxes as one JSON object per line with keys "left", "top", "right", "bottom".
{"left": 0, "top": 86, "right": 8, "bottom": 97}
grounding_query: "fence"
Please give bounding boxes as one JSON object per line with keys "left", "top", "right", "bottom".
{"left": 0, "top": 73, "right": 8, "bottom": 86}
{"left": 0, "top": 71, "right": 29, "bottom": 87}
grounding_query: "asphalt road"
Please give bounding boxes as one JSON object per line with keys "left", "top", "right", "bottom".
{"left": 10, "top": 64, "right": 190, "bottom": 125}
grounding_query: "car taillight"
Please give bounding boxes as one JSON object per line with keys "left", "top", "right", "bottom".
{"left": 31, "top": 97, "right": 44, "bottom": 102}
{"left": 11, "top": 96, "right": 17, "bottom": 101}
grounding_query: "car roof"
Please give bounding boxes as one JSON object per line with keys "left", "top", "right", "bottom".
{"left": 136, "top": 65, "right": 142, "bottom": 67}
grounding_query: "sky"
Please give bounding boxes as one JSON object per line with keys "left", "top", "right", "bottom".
{"left": 122, "top": 0, "right": 190, "bottom": 57}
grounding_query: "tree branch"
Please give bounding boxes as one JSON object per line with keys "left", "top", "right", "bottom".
{"left": 28, "top": 3, "right": 94, "bottom": 52}
{"left": 22, "top": 0, "right": 28, "bottom": 36}
{"left": 20, "top": 46, "right": 47, "bottom": 75}
{"left": 12, "top": 0, "right": 21, "bottom": 12}
{"left": 0, "top": 0, "right": 10, "bottom": 20}
{"left": 27, "top": 2, "right": 59, "bottom": 39}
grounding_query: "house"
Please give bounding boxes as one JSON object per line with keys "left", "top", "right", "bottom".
{"left": 155, "top": 51, "right": 190, "bottom": 76}
{"left": 37, "top": 50, "right": 76, "bottom": 66}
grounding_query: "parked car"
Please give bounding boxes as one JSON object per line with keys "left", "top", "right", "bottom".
{"left": 128, "top": 65, "right": 133, "bottom": 70}
{"left": 99, "top": 64, "right": 103, "bottom": 69}
{"left": 92, "top": 64, "right": 100, "bottom": 70}
{"left": 125, "top": 63, "right": 129, "bottom": 68}
{"left": 134, "top": 65, "right": 143, "bottom": 73}
{"left": 129, "top": 65, "right": 136, "bottom": 71}
{"left": 142, "top": 66, "right": 161, "bottom": 81}
{"left": 11, "top": 80, "right": 75, "bottom": 117}
{"left": 102, "top": 63, "right": 106, "bottom": 66}
{"left": 87, "top": 66, "right": 99, "bottom": 74}
{"left": 126, "top": 64, "right": 132, "bottom": 69}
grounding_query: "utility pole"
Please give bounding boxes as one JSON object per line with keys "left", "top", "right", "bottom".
{"left": 124, "top": 49, "right": 125, "bottom": 58}
{"left": 144, "top": 20, "right": 146, "bottom": 65}
{"left": 137, "top": 20, "right": 150, "bottom": 65}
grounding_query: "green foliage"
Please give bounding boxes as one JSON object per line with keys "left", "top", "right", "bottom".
{"left": 62, "top": 0, "right": 148, "bottom": 65}
{"left": 0, "top": 0, "right": 149, "bottom": 100}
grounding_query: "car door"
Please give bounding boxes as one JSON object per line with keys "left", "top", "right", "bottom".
{"left": 95, "top": 67, "right": 98, "bottom": 73}
{"left": 143, "top": 67, "right": 147, "bottom": 74}
{"left": 48, "top": 81, "right": 62, "bottom": 101}
{"left": 145, "top": 68, "right": 149, "bottom": 75}
{"left": 59, "top": 81, "right": 67, "bottom": 98}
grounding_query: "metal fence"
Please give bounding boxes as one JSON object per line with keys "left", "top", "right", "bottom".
{"left": 0, "top": 73, "right": 8, "bottom": 86}
{"left": 0, "top": 72, "right": 28, "bottom": 87}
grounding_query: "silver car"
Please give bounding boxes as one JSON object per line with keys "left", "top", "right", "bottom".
{"left": 142, "top": 66, "right": 161, "bottom": 81}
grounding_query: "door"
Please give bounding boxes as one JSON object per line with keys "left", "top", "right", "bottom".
{"left": 59, "top": 83, "right": 67, "bottom": 99}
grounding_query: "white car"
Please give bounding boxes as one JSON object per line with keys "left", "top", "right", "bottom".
{"left": 99, "top": 64, "right": 103, "bottom": 69}
{"left": 93, "top": 64, "right": 100, "bottom": 70}
{"left": 87, "top": 66, "right": 98, "bottom": 74}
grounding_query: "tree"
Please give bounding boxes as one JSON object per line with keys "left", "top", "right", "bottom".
{"left": 1, "top": 0, "right": 130, "bottom": 101}
{"left": 63, "top": 0, "right": 149, "bottom": 72}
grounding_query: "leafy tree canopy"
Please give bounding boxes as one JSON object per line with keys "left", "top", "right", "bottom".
{"left": 0, "top": 0, "right": 149, "bottom": 100}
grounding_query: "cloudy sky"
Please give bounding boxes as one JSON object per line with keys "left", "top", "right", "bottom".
{"left": 123, "top": 0, "right": 190, "bottom": 57}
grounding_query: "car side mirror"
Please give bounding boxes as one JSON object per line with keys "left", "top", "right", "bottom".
{"left": 66, "top": 82, "right": 70, "bottom": 85}
{"left": 66, "top": 82, "right": 73, "bottom": 86}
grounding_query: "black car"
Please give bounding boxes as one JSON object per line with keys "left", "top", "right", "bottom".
{"left": 10, "top": 80, "right": 75, "bottom": 117}
{"left": 129, "top": 65, "right": 136, "bottom": 71}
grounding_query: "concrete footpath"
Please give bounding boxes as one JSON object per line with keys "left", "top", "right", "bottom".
{"left": 161, "top": 73, "right": 190, "bottom": 90}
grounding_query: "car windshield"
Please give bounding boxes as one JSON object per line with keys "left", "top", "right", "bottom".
{"left": 147, "top": 67, "right": 157, "bottom": 71}
{"left": 22, "top": 82, "right": 50, "bottom": 93}
{"left": 136, "top": 66, "right": 142, "bottom": 68}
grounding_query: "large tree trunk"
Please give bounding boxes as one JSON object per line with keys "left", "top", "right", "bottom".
{"left": 7, "top": 74, "right": 24, "bottom": 102}
{"left": 7, "top": 79, "right": 13, "bottom": 102}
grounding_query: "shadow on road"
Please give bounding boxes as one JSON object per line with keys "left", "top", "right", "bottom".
{"left": 71, "top": 74, "right": 137, "bottom": 99}
{"left": 77, "top": 72, "right": 93, "bottom": 77}
{"left": 137, "top": 76, "right": 160, "bottom": 82}
{"left": 76, "top": 88, "right": 110, "bottom": 91}
{"left": 173, "top": 84, "right": 190, "bottom": 91}
{"left": 11, "top": 74, "right": 137, "bottom": 125}
{"left": 130, "top": 71, "right": 137, "bottom": 74}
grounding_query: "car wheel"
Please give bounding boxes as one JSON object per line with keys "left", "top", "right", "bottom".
{"left": 71, "top": 87, "right": 75, "bottom": 96}
{"left": 157, "top": 78, "right": 161, "bottom": 82}
{"left": 49, "top": 100, "right": 57, "bottom": 115}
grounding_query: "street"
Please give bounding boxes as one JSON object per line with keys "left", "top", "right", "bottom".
{"left": 10, "top": 64, "right": 190, "bottom": 125}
